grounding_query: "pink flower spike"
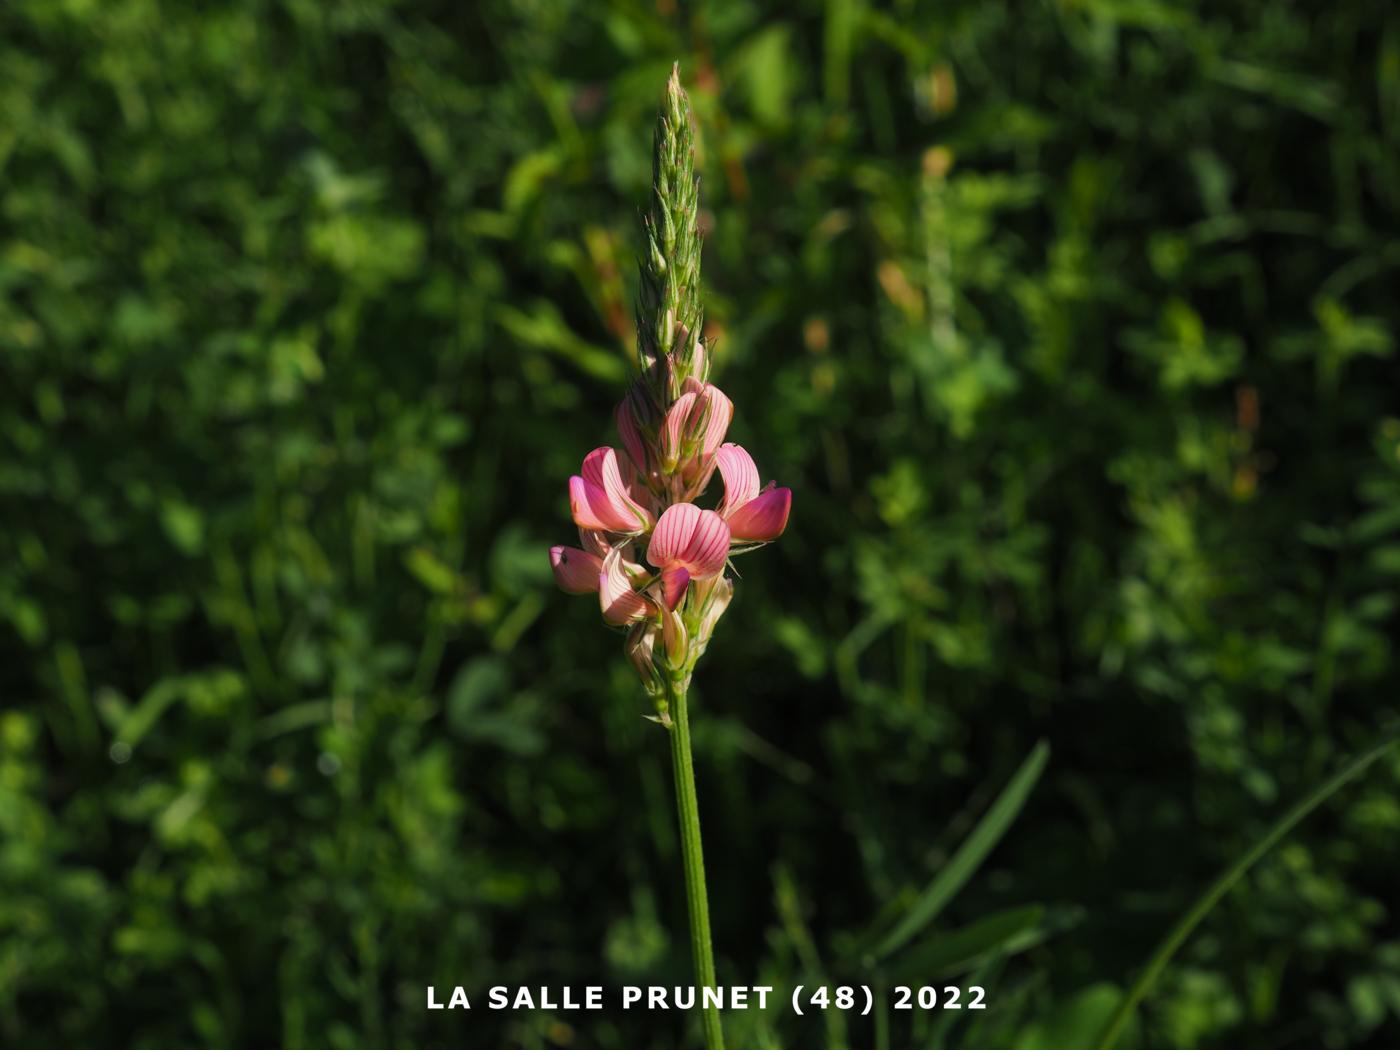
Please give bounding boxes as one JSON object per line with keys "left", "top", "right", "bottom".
{"left": 716, "top": 443, "right": 762, "bottom": 516}
{"left": 550, "top": 545, "right": 602, "bottom": 594}
{"left": 726, "top": 485, "right": 792, "bottom": 542}
{"left": 570, "top": 447, "right": 654, "bottom": 533}
{"left": 647, "top": 503, "right": 730, "bottom": 580}
{"left": 599, "top": 549, "right": 651, "bottom": 625}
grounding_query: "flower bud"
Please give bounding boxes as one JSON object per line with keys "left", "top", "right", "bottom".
{"left": 662, "top": 609, "right": 689, "bottom": 670}
{"left": 661, "top": 381, "right": 732, "bottom": 483}
{"left": 626, "top": 622, "right": 663, "bottom": 696}
{"left": 693, "top": 576, "right": 733, "bottom": 657}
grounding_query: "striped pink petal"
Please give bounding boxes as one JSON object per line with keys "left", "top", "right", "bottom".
{"left": 569, "top": 475, "right": 626, "bottom": 532}
{"left": 599, "top": 549, "right": 650, "bottom": 625}
{"left": 571, "top": 447, "right": 653, "bottom": 532}
{"left": 578, "top": 528, "right": 611, "bottom": 557}
{"left": 662, "top": 391, "right": 698, "bottom": 469}
{"left": 615, "top": 398, "right": 648, "bottom": 473}
{"left": 716, "top": 443, "right": 762, "bottom": 516}
{"left": 647, "top": 503, "right": 730, "bottom": 579}
{"left": 661, "top": 384, "right": 733, "bottom": 471}
{"left": 647, "top": 502, "right": 699, "bottom": 566}
{"left": 726, "top": 486, "right": 792, "bottom": 541}
{"left": 695, "top": 384, "right": 733, "bottom": 457}
{"left": 550, "top": 546, "right": 602, "bottom": 594}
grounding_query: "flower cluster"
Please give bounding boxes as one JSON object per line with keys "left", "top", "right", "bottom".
{"left": 548, "top": 65, "right": 790, "bottom": 718}
{"left": 550, "top": 362, "right": 790, "bottom": 708}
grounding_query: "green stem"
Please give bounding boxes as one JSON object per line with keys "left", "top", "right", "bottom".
{"left": 667, "top": 677, "right": 725, "bottom": 1050}
{"left": 1094, "top": 729, "right": 1400, "bottom": 1050}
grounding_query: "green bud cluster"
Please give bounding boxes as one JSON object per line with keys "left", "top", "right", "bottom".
{"left": 636, "top": 64, "right": 706, "bottom": 398}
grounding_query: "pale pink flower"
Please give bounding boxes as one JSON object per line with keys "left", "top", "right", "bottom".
{"left": 661, "top": 379, "right": 733, "bottom": 478}
{"left": 715, "top": 443, "right": 792, "bottom": 541}
{"left": 549, "top": 545, "right": 602, "bottom": 594}
{"left": 615, "top": 397, "right": 650, "bottom": 476}
{"left": 646, "top": 503, "right": 730, "bottom": 609}
{"left": 569, "top": 447, "right": 655, "bottom": 534}
{"left": 599, "top": 548, "right": 651, "bottom": 625}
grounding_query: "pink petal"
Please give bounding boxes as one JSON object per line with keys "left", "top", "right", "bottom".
{"left": 716, "top": 443, "right": 762, "bottom": 516}
{"left": 696, "top": 385, "right": 733, "bottom": 456}
{"left": 577, "top": 447, "right": 653, "bottom": 531}
{"left": 727, "top": 486, "right": 792, "bottom": 541}
{"left": 662, "top": 392, "right": 698, "bottom": 468}
{"left": 648, "top": 503, "right": 701, "bottom": 568}
{"left": 599, "top": 549, "right": 650, "bottom": 625}
{"left": 550, "top": 545, "right": 602, "bottom": 594}
{"left": 660, "top": 566, "right": 690, "bottom": 610}
{"left": 679, "top": 509, "right": 730, "bottom": 577}
{"left": 648, "top": 503, "right": 730, "bottom": 578}
{"left": 578, "top": 528, "right": 611, "bottom": 557}
{"left": 615, "top": 399, "right": 648, "bottom": 473}
{"left": 569, "top": 475, "right": 619, "bottom": 532}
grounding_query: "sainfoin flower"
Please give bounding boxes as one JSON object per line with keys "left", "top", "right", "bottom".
{"left": 547, "top": 66, "right": 792, "bottom": 707}
{"left": 550, "top": 384, "right": 790, "bottom": 703}
{"left": 548, "top": 64, "right": 778, "bottom": 1049}
{"left": 549, "top": 316, "right": 792, "bottom": 709}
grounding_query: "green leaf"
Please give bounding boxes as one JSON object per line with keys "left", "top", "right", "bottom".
{"left": 1093, "top": 730, "right": 1400, "bottom": 1050}
{"left": 883, "top": 904, "right": 1045, "bottom": 983}
{"left": 403, "top": 547, "right": 462, "bottom": 596}
{"left": 1021, "top": 984, "right": 1136, "bottom": 1050}
{"left": 495, "top": 299, "right": 626, "bottom": 383}
{"left": 161, "top": 501, "right": 205, "bottom": 556}
{"left": 871, "top": 739, "right": 1050, "bottom": 960}
{"left": 448, "top": 657, "right": 510, "bottom": 730}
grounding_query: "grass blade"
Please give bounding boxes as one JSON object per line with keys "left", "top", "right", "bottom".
{"left": 1094, "top": 730, "right": 1400, "bottom": 1050}
{"left": 871, "top": 739, "right": 1050, "bottom": 961}
{"left": 884, "top": 904, "right": 1044, "bottom": 983}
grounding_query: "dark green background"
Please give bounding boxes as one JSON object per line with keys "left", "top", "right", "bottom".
{"left": 3, "top": 1, "right": 1400, "bottom": 1047}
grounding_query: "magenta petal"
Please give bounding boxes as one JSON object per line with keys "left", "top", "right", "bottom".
{"left": 661, "top": 566, "right": 691, "bottom": 609}
{"left": 727, "top": 486, "right": 791, "bottom": 541}
{"left": 550, "top": 545, "right": 602, "bottom": 594}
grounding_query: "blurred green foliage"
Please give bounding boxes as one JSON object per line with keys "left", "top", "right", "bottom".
{"left": 4, "top": 0, "right": 1400, "bottom": 1047}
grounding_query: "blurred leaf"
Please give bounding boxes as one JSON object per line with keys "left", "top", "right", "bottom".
{"left": 882, "top": 904, "right": 1045, "bottom": 983}
{"left": 871, "top": 740, "right": 1050, "bottom": 960}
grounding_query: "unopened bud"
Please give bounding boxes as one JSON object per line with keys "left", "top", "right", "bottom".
{"left": 626, "top": 623, "right": 663, "bottom": 696}
{"left": 695, "top": 577, "right": 733, "bottom": 653}
{"left": 662, "top": 609, "right": 689, "bottom": 670}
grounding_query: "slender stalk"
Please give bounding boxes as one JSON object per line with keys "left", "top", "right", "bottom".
{"left": 1093, "top": 730, "right": 1400, "bottom": 1050}
{"left": 667, "top": 676, "right": 725, "bottom": 1049}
